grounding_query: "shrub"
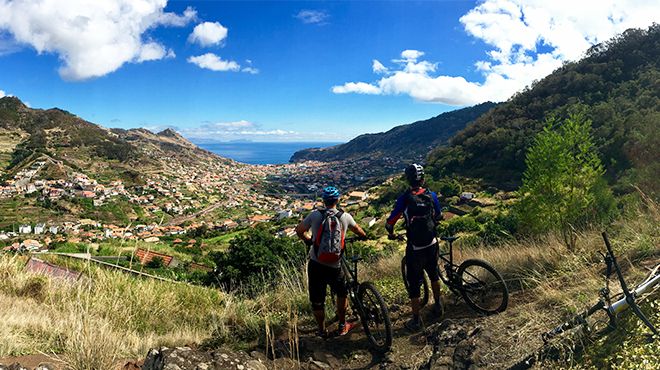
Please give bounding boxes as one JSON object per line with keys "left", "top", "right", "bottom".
{"left": 207, "top": 227, "right": 306, "bottom": 292}
{"left": 145, "top": 256, "right": 164, "bottom": 269}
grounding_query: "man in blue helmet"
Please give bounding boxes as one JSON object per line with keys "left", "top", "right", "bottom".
{"left": 295, "top": 186, "right": 368, "bottom": 337}
{"left": 386, "top": 163, "right": 443, "bottom": 331}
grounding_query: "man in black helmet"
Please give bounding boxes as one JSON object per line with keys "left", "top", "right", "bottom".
{"left": 385, "top": 163, "right": 443, "bottom": 331}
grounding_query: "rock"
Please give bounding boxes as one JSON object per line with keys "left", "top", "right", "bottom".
{"left": 245, "top": 360, "right": 268, "bottom": 370}
{"left": 35, "top": 365, "right": 57, "bottom": 370}
{"left": 0, "top": 364, "right": 29, "bottom": 370}
{"left": 249, "top": 351, "right": 268, "bottom": 362}
{"left": 142, "top": 346, "right": 259, "bottom": 370}
{"left": 309, "top": 360, "right": 331, "bottom": 369}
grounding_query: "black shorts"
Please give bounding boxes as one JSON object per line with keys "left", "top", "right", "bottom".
{"left": 405, "top": 243, "right": 440, "bottom": 299}
{"left": 307, "top": 259, "right": 348, "bottom": 309}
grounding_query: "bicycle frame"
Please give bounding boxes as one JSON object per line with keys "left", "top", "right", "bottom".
{"left": 339, "top": 246, "right": 369, "bottom": 321}
{"left": 543, "top": 232, "right": 659, "bottom": 342}
{"left": 437, "top": 239, "right": 461, "bottom": 289}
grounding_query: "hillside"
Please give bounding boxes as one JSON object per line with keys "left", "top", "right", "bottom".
{"left": 0, "top": 97, "right": 270, "bottom": 227}
{"left": 427, "top": 25, "right": 660, "bottom": 193}
{"left": 0, "top": 96, "right": 230, "bottom": 181}
{"left": 290, "top": 102, "right": 496, "bottom": 164}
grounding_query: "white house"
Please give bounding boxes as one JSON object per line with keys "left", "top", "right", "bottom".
{"left": 460, "top": 192, "right": 476, "bottom": 201}
{"left": 19, "top": 224, "right": 32, "bottom": 234}
{"left": 49, "top": 226, "right": 59, "bottom": 234}
{"left": 34, "top": 223, "right": 46, "bottom": 234}
{"left": 277, "top": 209, "right": 293, "bottom": 220}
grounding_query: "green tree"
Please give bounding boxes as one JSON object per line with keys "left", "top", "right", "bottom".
{"left": 517, "top": 112, "right": 616, "bottom": 248}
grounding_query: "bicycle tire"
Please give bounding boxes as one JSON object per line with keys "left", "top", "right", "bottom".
{"left": 357, "top": 282, "right": 393, "bottom": 351}
{"left": 401, "top": 256, "right": 430, "bottom": 307}
{"left": 458, "top": 259, "right": 509, "bottom": 314}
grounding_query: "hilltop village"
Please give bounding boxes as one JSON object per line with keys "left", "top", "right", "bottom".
{"left": 0, "top": 153, "right": 380, "bottom": 255}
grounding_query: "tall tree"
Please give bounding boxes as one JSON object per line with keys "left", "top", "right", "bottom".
{"left": 517, "top": 111, "right": 615, "bottom": 248}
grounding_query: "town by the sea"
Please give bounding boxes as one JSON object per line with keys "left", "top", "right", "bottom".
{"left": 195, "top": 141, "right": 341, "bottom": 165}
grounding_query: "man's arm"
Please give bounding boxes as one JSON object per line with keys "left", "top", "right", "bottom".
{"left": 295, "top": 218, "right": 313, "bottom": 246}
{"left": 432, "top": 192, "right": 442, "bottom": 222}
{"left": 385, "top": 193, "right": 406, "bottom": 236}
{"left": 348, "top": 223, "right": 368, "bottom": 239}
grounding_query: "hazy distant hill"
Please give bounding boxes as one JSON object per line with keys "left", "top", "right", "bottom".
{"left": 290, "top": 102, "right": 496, "bottom": 164}
{"left": 428, "top": 25, "right": 660, "bottom": 193}
{"left": 0, "top": 96, "right": 228, "bottom": 183}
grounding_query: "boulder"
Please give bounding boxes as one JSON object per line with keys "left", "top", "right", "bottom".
{"left": 142, "top": 347, "right": 266, "bottom": 370}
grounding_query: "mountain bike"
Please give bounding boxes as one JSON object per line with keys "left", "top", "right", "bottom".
{"left": 399, "top": 235, "right": 509, "bottom": 315}
{"left": 337, "top": 236, "right": 393, "bottom": 351}
{"left": 509, "top": 232, "right": 660, "bottom": 369}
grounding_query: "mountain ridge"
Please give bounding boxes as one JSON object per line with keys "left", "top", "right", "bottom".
{"left": 427, "top": 25, "right": 660, "bottom": 193}
{"left": 289, "top": 102, "right": 497, "bottom": 164}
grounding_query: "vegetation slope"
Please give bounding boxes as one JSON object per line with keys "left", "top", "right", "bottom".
{"left": 428, "top": 25, "right": 660, "bottom": 194}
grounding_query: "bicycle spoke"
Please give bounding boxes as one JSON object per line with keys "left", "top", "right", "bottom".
{"left": 459, "top": 260, "right": 508, "bottom": 314}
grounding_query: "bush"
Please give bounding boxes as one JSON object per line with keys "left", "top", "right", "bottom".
{"left": 436, "top": 179, "right": 462, "bottom": 197}
{"left": 207, "top": 227, "right": 306, "bottom": 291}
{"left": 439, "top": 215, "right": 481, "bottom": 236}
{"left": 146, "top": 256, "right": 164, "bottom": 269}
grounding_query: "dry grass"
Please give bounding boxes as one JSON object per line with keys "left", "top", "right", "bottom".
{"left": 0, "top": 255, "right": 310, "bottom": 369}
{"left": 0, "top": 199, "right": 657, "bottom": 369}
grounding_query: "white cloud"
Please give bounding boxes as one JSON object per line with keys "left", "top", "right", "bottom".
{"left": 187, "top": 53, "right": 240, "bottom": 72}
{"left": 333, "top": 0, "right": 660, "bottom": 105}
{"left": 188, "top": 53, "right": 257, "bottom": 74}
{"left": 400, "top": 50, "right": 424, "bottom": 61}
{"left": 188, "top": 21, "right": 228, "bottom": 47}
{"left": 167, "top": 121, "right": 299, "bottom": 141}
{"left": 0, "top": 89, "right": 6, "bottom": 98}
{"left": 295, "top": 10, "right": 329, "bottom": 25}
{"left": 372, "top": 60, "right": 388, "bottom": 74}
{"left": 157, "top": 6, "right": 197, "bottom": 27}
{"left": 242, "top": 67, "right": 259, "bottom": 74}
{"left": 0, "top": 0, "right": 196, "bottom": 81}
{"left": 332, "top": 82, "right": 381, "bottom": 95}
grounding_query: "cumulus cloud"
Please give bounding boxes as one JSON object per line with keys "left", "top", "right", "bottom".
{"left": 188, "top": 21, "right": 228, "bottom": 47}
{"left": 0, "top": 0, "right": 196, "bottom": 81}
{"left": 333, "top": 0, "right": 660, "bottom": 105}
{"left": 188, "top": 53, "right": 258, "bottom": 73}
{"left": 295, "top": 10, "right": 329, "bottom": 25}
{"left": 187, "top": 53, "right": 240, "bottom": 72}
{"left": 0, "top": 89, "right": 6, "bottom": 98}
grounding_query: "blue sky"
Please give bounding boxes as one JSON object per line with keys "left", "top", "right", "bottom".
{"left": 0, "top": 0, "right": 657, "bottom": 142}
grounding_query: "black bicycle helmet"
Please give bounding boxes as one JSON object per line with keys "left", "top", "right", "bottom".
{"left": 405, "top": 163, "right": 424, "bottom": 185}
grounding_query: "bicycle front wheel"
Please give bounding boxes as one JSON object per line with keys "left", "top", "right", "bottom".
{"left": 458, "top": 259, "right": 508, "bottom": 315}
{"left": 401, "top": 256, "right": 429, "bottom": 307}
{"left": 357, "top": 282, "right": 393, "bottom": 351}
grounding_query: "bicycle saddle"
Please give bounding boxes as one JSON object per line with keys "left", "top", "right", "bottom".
{"left": 440, "top": 236, "right": 460, "bottom": 242}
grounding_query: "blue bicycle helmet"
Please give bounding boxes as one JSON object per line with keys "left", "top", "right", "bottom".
{"left": 322, "top": 186, "right": 340, "bottom": 200}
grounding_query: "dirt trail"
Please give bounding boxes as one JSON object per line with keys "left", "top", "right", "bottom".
{"left": 268, "top": 291, "right": 535, "bottom": 369}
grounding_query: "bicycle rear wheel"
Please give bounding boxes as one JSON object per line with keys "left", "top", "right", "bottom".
{"left": 458, "top": 259, "right": 508, "bottom": 314}
{"left": 401, "top": 256, "right": 429, "bottom": 307}
{"left": 357, "top": 282, "right": 393, "bottom": 351}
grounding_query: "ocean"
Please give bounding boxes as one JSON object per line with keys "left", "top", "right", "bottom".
{"left": 195, "top": 142, "right": 341, "bottom": 165}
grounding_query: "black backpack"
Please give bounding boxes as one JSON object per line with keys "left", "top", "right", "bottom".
{"left": 405, "top": 190, "right": 436, "bottom": 247}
